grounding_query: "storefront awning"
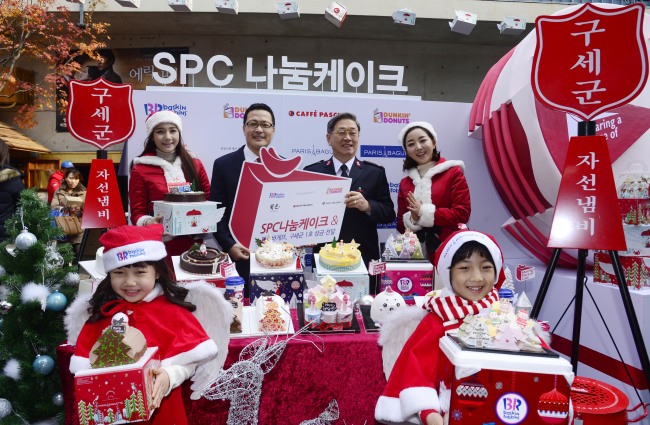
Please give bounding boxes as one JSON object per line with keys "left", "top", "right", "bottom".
{"left": 0, "top": 121, "right": 50, "bottom": 153}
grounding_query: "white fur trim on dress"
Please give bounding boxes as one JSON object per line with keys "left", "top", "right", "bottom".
{"left": 419, "top": 204, "right": 436, "bottom": 228}
{"left": 69, "top": 355, "right": 91, "bottom": 374}
{"left": 161, "top": 339, "right": 218, "bottom": 368}
{"left": 375, "top": 387, "right": 440, "bottom": 424}
{"left": 406, "top": 160, "right": 464, "bottom": 229}
{"left": 65, "top": 293, "right": 93, "bottom": 345}
{"left": 402, "top": 211, "right": 422, "bottom": 232}
{"left": 133, "top": 155, "right": 185, "bottom": 185}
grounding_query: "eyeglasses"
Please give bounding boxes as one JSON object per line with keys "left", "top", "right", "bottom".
{"left": 333, "top": 128, "right": 359, "bottom": 137}
{"left": 245, "top": 121, "right": 274, "bottom": 129}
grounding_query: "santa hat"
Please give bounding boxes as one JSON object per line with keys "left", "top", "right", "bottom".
{"left": 145, "top": 110, "right": 183, "bottom": 139}
{"left": 99, "top": 224, "right": 167, "bottom": 273}
{"left": 397, "top": 121, "right": 438, "bottom": 149}
{"left": 434, "top": 230, "right": 504, "bottom": 291}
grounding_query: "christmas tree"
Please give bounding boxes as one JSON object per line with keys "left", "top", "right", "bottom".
{"left": 0, "top": 189, "right": 78, "bottom": 424}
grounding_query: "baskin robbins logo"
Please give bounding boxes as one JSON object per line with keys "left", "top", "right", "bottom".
{"left": 115, "top": 248, "right": 146, "bottom": 262}
{"left": 373, "top": 108, "right": 410, "bottom": 124}
{"left": 144, "top": 103, "right": 188, "bottom": 116}
{"left": 223, "top": 103, "right": 248, "bottom": 119}
{"left": 495, "top": 392, "right": 528, "bottom": 424}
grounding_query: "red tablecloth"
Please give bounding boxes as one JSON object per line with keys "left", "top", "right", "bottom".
{"left": 58, "top": 311, "right": 386, "bottom": 424}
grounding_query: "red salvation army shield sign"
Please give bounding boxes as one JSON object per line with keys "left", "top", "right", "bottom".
{"left": 67, "top": 78, "right": 135, "bottom": 149}
{"left": 532, "top": 3, "right": 647, "bottom": 121}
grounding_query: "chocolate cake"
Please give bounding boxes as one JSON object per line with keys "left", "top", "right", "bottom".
{"left": 179, "top": 244, "right": 228, "bottom": 275}
{"left": 163, "top": 192, "right": 207, "bottom": 202}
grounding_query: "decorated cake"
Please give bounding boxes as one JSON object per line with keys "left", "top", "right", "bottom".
{"left": 454, "top": 294, "right": 546, "bottom": 353}
{"left": 163, "top": 181, "right": 207, "bottom": 202}
{"left": 382, "top": 229, "right": 425, "bottom": 260}
{"left": 89, "top": 313, "right": 147, "bottom": 368}
{"left": 304, "top": 275, "right": 354, "bottom": 331}
{"left": 256, "top": 294, "right": 288, "bottom": 333}
{"left": 179, "top": 242, "right": 228, "bottom": 275}
{"left": 255, "top": 239, "right": 295, "bottom": 269}
{"left": 318, "top": 239, "right": 362, "bottom": 271}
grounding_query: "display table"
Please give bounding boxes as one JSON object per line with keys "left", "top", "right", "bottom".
{"left": 57, "top": 310, "right": 386, "bottom": 425}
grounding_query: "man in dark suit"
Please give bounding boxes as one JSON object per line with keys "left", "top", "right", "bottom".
{"left": 210, "top": 103, "right": 276, "bottom": 287}
{"left": 304, "top": 112, "right": 396, "bottom": 289}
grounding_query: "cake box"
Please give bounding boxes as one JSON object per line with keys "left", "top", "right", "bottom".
{"left": 438, "top": 336, "right": 573, "bottom": 425}
{"left": 249, "top": 253, "right": 304, "bottom": 307}
{"left": 74, "top": 347, "right": 160, "bottom": 424}
{"left": 314, "top": 254, "right": 369, "bottom": 302}
{"left": 381, "top": 262, "right": 434, "bottom": 303}
{"left": 152, "top": 201, "right": 223, "bottom": 236}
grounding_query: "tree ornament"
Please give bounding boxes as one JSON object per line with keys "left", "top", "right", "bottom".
{"left": 0, "top": 301, "right": 12, "bottom": 315}
{"left": 0, "top": 398, "right": 12, "bottom": 419}
{"left": 32, "top": 354, "right": 55, "bottom": 375}
{"left": 5, "top": 243, "right": 17, "bottom": 257}
{"left": 52, "top": 392, "right": 64, "bottom": 407}
{"left": 64, "top": 272, "right": 81, "bottom": 286}
{"left": 45, "top": 242, "right": 64, "bottom": 270}
{"left": 0, "top": 265, "right": 5, "bottom": 277}
{"left": 46, "top": 292, "right": 67, "bottom": 312}
{"left": 359, "top": 295, "right": 374, "bottom": 306}
{"left": 15, "top": 229, "right": 37, "bottom": 250}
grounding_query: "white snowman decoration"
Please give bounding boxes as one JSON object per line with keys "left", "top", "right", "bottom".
{"left": 370, "top": 287, "right": 406, "bottom": 326}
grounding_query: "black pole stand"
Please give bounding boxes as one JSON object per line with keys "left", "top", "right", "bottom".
{"left": 75, "top": 149, "right": 109, "bottom": 264}
{"left": 530, "top": 120, "right": 650, "bottom": 389}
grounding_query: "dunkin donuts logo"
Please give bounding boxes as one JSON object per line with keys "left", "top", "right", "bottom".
{"left": 373, "top": 108, "right": 410, "bottom": 124}
{"left": 223, "top": 103, "right": 248, "bottom": 119}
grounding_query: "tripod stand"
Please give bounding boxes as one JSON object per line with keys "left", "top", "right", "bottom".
{"left": 530, "top": 121, "right": 650, "bottom": 391}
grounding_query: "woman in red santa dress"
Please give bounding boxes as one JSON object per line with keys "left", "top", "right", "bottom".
{"left": 396, "top": 121, "right": 471, "bottom": 263}
{"left": 375, "top": 230, "right": 504, "bottom": 425}
{"left": 68, "top": 224, "right": 232, "bottom": 425}
{"left": 129, "top": 110, "right": 211, "bottom": 256}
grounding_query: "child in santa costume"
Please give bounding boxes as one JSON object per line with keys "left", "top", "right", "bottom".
{"left": 129, "top": 110, "right": 211, "bottom": 256}
{"left": 66, "top": 224, "right": 232, "bottom": 425}
{"left": 375, "top": 230, "right": 505, "bottom": 425}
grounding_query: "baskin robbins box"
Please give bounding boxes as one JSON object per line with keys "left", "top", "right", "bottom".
{"left": 438, "top": 336, "right": 574, "bottom": 425}
{"left": 153, "top": 201, "right": 224, "bottom": 236}
{"left": 380, "top": 262, "right": 434, "bottom": 304}
{"left": 74, "top": 347, "right": 160, "bottom": 424}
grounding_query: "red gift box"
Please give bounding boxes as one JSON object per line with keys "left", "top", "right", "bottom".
{"left": 438, "top": 336, "right": 573, "bottom": 425}
{"left": 74, "top": 347, "right": 160, "bottom": 424}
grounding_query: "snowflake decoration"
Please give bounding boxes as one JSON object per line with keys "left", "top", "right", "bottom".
{"left": 495, "top": 381, "right": 503, "bottom": 390}
{"left": 451, "top": 409, "right": 463, "bottom": 421}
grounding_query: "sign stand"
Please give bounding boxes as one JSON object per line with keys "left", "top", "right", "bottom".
{"left": 75, "top": 149, "right": 110, "bottom": 263}
{"left": 530, "top": 121, "right": 650, "bottom": 389}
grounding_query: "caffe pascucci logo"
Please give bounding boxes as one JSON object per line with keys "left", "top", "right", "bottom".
{"left": 144, "top": 103, "right": 188, "bottom": 116}
{"left": 373, "top": 108, "right": 410, "bottom": 124}
{"left": 287, "top": 110, "right": 339, "bottom": 118}
{"left": 223, "top": 103, "right": 248, "bottom": 119}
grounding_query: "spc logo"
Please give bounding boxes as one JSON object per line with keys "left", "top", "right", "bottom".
{"left": 495, "top": 392, "right": 528, "bottom": 424}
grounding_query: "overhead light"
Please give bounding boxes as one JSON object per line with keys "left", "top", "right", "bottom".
{"left": 168, "top": 0, "right": 192, "bottom": 11}
{"left": 325, "top": 1, "right": 347, "bottom": 28}
{"left": 449, "top": 10, "right": 477, "bottom": 35}
{"left": 277, "top": 1, "right": 300, "bottom": 20}
{"left": 498, "top": 17, "right": 526, "bottom": 35}
{"left": 115, "top": 0, "right": 140, "bottom": 7}
{"left": 215, "top": 0, "right": 239, "bottom": 14}
{"left": 392, "top": 9, "right": 416, "bottom": 26}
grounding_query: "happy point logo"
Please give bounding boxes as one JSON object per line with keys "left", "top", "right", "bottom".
{"left": 495, "top": 392, "right": 528, "bottom": 424}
